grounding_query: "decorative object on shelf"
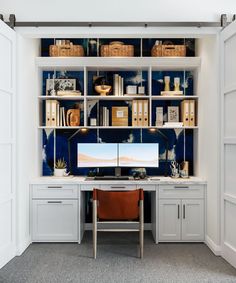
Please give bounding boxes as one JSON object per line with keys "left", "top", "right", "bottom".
{"left": 126, "top": 85, "right": 137, "bottom": 95}
{"left": 112, "top": 106, "right": 128, "bottom": 126}
{"left": 164, "top": 76, "right": 170, "bottom": 91}
{"left": 49, "top": 40, "right": 84, "bottom": 57}
{"left": 101, "top": 41, "right": 134, "bottom": 57}
{"left": 151, "top": 40, "right": 162, "bottom": 57}
{"left": 57, "top": 90, "right": 81, "bottom": 96}
{"left": 54, "top": 158, "right": 69, "bottom": 177}
{"left": 155, "top": 107, "right": 163, "bottom": 126}
{"left": 168, "top": 106, "right": 179, "bottom": 122}
{"left": 93, "top": 76, "right": 112, "bottom": 96}
{"left": 174, "top": 77, "right": 180, "bottom": 92}
{"left": 66, "top": 104, "right": 80, "bottom": 126}
{"left": 138, "top": 86, "right": 145, "bottom": 95}
{"left": 170, "top": 161, "right": 179, "bottom": 178}
{"left": 161, "top": 76, "right": 183, "bottom": 96}
{"left": 179, "top": 161, "right": 189, "bottom": 178}
{"left": 90, "top": 118, "right": 97, "bottom": 126}
{"left": 151, "top": 40, "right": 186, "bottom": 57}
{"left": 46, "top": 78, "right": 76, "bottom": 96}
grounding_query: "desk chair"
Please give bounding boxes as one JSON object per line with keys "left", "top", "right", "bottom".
{"left": 93, "top": 188, "right": 144, "bottom": 259}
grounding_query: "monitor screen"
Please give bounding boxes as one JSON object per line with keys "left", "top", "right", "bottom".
{"left": 118, "top": 143, "right": 159, "bottom": 167}
{"left": 77, "top": 143, "right": 118, "bottom": 167}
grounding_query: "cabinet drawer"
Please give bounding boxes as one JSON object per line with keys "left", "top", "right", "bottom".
{"left": 159, "top": 185, "right": 204, "bottom": 199}
{"left": 32, "top": 184, "right": 78, "bottom": 199}
{"left": 99, "top": 184, "right": 137, "bottom": 190}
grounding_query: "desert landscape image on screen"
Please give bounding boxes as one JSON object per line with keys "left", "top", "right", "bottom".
{"left": 77, "top": 143, "right": 118, "bottom": 167}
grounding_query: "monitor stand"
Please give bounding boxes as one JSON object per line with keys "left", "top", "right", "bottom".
{"left": 115, "top": 167, "right": 121, "bottom": 177}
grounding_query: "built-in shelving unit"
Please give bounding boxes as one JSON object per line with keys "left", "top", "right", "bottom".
{"left": 37, "top": 56, "right": 200, "bottom": 129}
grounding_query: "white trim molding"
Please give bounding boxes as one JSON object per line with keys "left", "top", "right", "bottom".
{"left": 205, "top": 235, "right": 221, "bottom": 256}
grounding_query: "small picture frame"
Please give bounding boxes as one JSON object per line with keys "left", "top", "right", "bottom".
{"left": 46, "top": 78, "right": 76, "bottom": 96}
{"left": 168, "top": 106, "right": 179, "bottom": 122}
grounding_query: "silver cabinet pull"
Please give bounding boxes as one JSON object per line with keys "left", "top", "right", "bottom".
{"left": 178, "top": 204, "right": 180, "bottom": 219}
{"left": 174, "top": 186, "right": 189, "bottom": 189}
{"left": 47, "top": 186, "right": 62, "bottom": 189}
{"left": 183, "top": 204, "right": 186, "bottom": 219}
{"left": 47, "top": 201, "right": 62, "bottom": 204}
{"left": 110, "top": 186, "right": 126, "bottom": 189}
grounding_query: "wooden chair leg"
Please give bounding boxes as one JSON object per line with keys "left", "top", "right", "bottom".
{"left": 93, "top": 200, "right": 97, "bottom": 259}
{"left": 139, "top": 200, "right": 144, "bottom": 259}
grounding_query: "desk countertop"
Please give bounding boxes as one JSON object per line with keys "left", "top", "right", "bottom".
{"left": 30, "top": 176, "right": 207, "bottom": 185}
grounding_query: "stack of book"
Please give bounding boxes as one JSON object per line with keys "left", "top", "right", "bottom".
{"left": 113, "top": 74, "right": 124, "bottom": 96}
{"left": 163, "top": 122, "right": 183, "bottom": 127}
{"left": 132, "top": 100, "right": 149, "bottom": 127}
{"left": 100, "top": 107, "right": 110, "bottom": 126}
{"left": 45, "top": 100, "right": 66, "bottom": 127}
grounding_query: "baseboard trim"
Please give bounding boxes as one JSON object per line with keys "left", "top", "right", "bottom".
{"left": 16, "top": 237, "right": 31, "bottom": 256}
{"left": 205, "top": 235, "right": 221, "bottom": 256}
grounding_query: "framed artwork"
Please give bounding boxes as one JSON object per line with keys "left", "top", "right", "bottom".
{"left": 46, "top": 78, "right": 76, "bottom": 96}
{"left": 168, "top": 106, "right": 179, "bottom": 122}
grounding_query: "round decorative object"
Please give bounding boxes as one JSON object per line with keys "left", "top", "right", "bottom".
{"left": 94, "top": 76, "right": 112, "bottom": 96}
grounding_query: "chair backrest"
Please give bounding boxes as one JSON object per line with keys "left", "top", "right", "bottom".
{"left": 93, "top": 189, "right": 144, "bottom": 220}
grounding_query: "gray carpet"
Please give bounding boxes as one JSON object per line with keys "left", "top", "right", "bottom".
{"left": 0, "top": 232, "right": 236, "bottom": 283}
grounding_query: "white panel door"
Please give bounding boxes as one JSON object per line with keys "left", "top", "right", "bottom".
{"left": 182, "top": 199, "right": 204, "bottom": 241}
{"left": 0, "top": 21, "right": 16, "bottom": 269}
{"left": 159, "top": 199, "right": 181, "bottom": 241}
{"left": 221, "top": 20, "right": 236, "bottom": 268}
{"left": 32, "top": 200, "right": 78, "bottom": 241}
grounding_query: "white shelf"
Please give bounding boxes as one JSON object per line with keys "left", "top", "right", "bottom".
{"left": 151, "top": 95, "right": 199, "bottom": 100}
{"left": 36, "top": 57, "right": 201, "bottom": 71}
{"left": 39, "top": 126, "right": 198, "bottom": 130}
{"left": 86, "top": 95, "right": 149, "bottom": 100}
{"left": 38, "top": 96, "right": 84, "bottom": 100}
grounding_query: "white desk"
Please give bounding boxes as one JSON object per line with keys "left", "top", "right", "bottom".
{"left": 30, "top": 176, "right": 206, "bottom": 244}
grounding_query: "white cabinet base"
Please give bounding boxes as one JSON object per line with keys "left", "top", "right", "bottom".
{"left": 32, "top": 200, "right": 78, "bottom": 241}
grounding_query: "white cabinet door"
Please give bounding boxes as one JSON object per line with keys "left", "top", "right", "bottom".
{"left": 221, "top": 20, "right": 236, "bottom": 268}
{"left": 0, "top": 21, "right": 16, "bottom": 269}
{"left": 32, "top": 200, "right": 78, "bottom": 241}
{"left": 159, "top": 199, "right": 181, "bottom": 241}
{"left": 182, "top": 199, "right": 204, "bottom": 241}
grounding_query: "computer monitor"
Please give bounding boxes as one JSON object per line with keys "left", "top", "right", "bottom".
{"left": 77, "top": 143, "right": 118, "bottom": 167}
{"left": 118, "top": 143, "right": 159, "bottom": 167}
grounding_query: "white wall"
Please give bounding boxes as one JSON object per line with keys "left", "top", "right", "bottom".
{"left": 16, "top": 35, "right": 40, "bottom": 255}
{"left": 1, "top": 0, "right": 236, "bottom": 22}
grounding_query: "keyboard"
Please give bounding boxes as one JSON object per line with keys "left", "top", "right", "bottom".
{"left": 93, "top": 176, "right": 130, "bottom": 181}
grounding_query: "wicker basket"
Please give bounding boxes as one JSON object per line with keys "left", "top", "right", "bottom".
{"left": 49, "top": 44, "right": 84, "bottom": 57}
{"left": 101, "top": 41, "right": 134, "bottom": 57}
{"left": 151, "top": 42, "right": 186, "bottom": 57}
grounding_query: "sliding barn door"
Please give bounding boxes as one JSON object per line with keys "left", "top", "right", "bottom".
{"left": 221, "top": 20, "right": 236, "bottom": 268}
{"left": 0, "top": 20, "right": 16, "bottom": 268}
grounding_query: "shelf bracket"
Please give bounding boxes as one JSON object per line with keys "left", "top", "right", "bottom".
{"left": 9, "top": 14, "right": 16, "bottom": 29}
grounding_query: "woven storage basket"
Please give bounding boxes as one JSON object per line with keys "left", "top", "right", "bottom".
{"left": 151, "top": 42, "right": 186, "bottom": 57}
{"left": 101, "top": 41, "right": 134, "bottom": 57}
{"left": 162, "top": 44, "right": 186, "bottom": 57}
{"left": 49, "top": 44, "right": 84, "bottom": 57}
